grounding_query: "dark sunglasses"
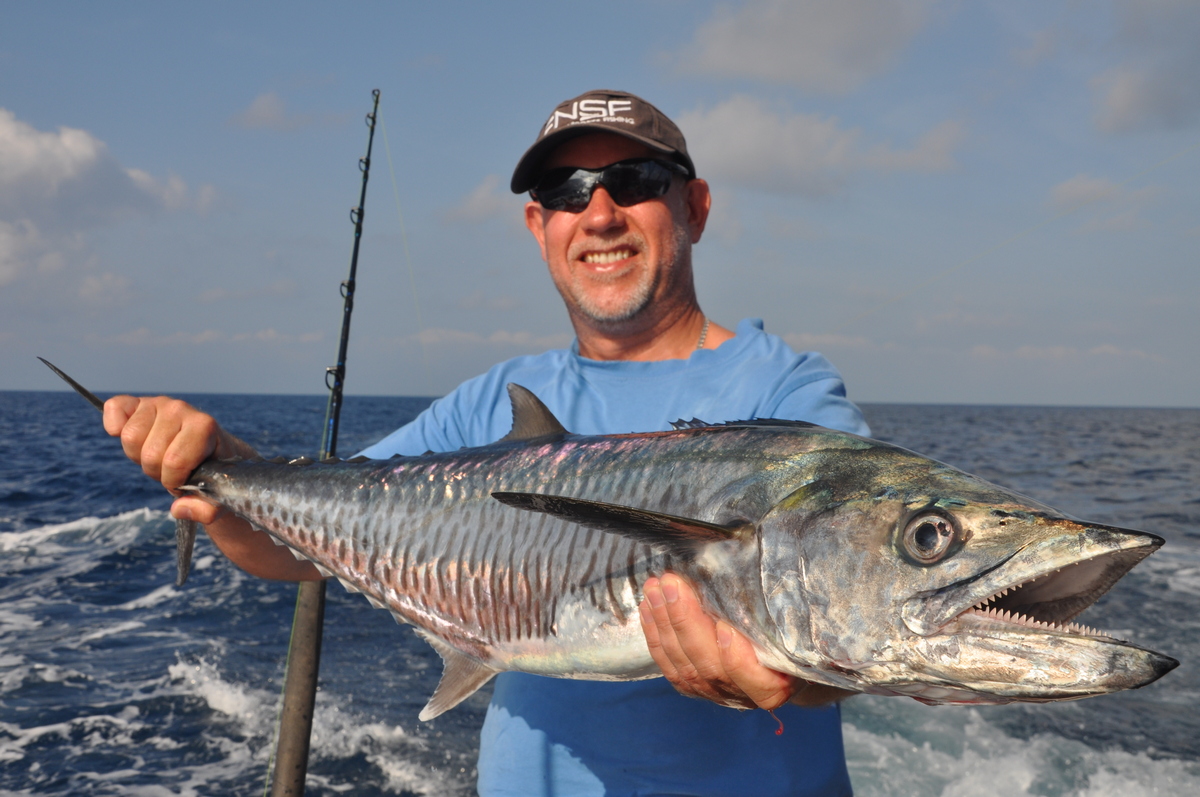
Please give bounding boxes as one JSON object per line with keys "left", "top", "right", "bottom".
{"left": 530, "top": 158, "right": 690, "bottom": 213}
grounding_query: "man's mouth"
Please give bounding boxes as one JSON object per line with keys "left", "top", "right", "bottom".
{"left": 582, "top": 248, "right": 635, "bottom": 265}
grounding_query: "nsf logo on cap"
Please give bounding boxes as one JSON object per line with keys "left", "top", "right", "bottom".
{"left": 543, "top": 98, "right": 636, "bottom": 134}
{"left": 511, "top": 89, "right": 697, "bottom": 193}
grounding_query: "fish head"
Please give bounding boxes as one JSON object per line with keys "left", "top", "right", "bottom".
{"left": 757, "top": 444, "right": 1178, "bottom": 704}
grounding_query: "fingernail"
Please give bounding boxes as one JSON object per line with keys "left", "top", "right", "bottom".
{"left": 175, "top": 506, "right": 193, "bottom": 522}
{"left": 645, "top": 585, "right": 665, "bottom": 609}
{"left": 661, "top": 577, "right": 679, "bottom": 604}
{"left": 717, "top": 623, "right": 732, "bottom": 649}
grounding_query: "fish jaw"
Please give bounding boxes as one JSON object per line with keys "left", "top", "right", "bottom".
{"left": 865, "top": 611, "right": 1180, "bottom": 705}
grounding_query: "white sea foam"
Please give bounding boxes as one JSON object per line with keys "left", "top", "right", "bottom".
{"left": 0, "top": 508, "right": 165, "bottom": 554}
{"left": 160, "top": 656, "right": 466, "bottom": 795}
{"left": 78, "top": 621, "right": 147, "bottom": 644}
{"left": 118, "top": 585, "right": 179, "bottom": 611}
{"left": 843, "top": 698, "right": 1200, "bottom": 797}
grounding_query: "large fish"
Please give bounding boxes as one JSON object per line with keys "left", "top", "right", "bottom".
{"left": 44, "top": 360, "right": 1177, "bottom": 720}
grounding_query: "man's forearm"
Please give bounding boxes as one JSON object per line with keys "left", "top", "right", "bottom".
{"left": 202, "top": 512, "right": 325, "bottom": 581}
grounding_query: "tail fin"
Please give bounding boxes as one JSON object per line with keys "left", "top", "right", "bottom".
{"left": 39, "top": 357, "right": 196, "bottom": 586}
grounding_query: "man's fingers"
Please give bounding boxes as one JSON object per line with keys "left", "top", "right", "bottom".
{"left": 171, "top": 496, "right": 225, "bottom": 526}
{"left": 716, "top": 621, "right": 794, "bottom": 710}
{"left": 657, "top": 575, "right": 726, "bottom": 683}
{"left": 160, "top": 411, "right": 219, "bottom": 491}
{"left": 640, "top": 575, "right": 756, "bottom": 709}
{"left": 102, "top": 395, "right": 139, "bottom": 437}
{"left": 134, "top": 401, "right": 186, "bottom": 485}
{"left": 109, "top": 396, "right": 223, "bottom": 493}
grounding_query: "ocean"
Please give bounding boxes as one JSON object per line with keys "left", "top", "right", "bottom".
{"left": 1, "top": 391, "right": 1196, "bottom": 796}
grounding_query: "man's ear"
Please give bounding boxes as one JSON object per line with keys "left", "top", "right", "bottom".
{"left": 524, "top": 201, "right": 549, "bottom": 261}
{"left": 685, "top": 179, "right": 712, "bottom": 244}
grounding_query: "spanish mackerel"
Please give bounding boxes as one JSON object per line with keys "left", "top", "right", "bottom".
{"left": 45, "top": 361, "right": 1177, "bottom": 720}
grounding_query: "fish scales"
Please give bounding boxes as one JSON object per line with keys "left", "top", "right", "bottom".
{"left": 194, "top": 425, "right": 792, "bottom": 667}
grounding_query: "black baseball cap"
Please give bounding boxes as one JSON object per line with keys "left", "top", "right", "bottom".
{"left": 510, "top": 89, "right": 696, "bottom": 194}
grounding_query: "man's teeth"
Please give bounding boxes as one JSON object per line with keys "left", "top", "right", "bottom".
{"left": 583, "top": 250, "right": 633, "bottom": 264}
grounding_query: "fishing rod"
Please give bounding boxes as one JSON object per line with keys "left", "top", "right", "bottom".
{"left": 269, "top": 88, "right": 380, "bottom": 797}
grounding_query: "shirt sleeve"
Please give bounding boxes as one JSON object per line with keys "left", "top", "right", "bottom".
{"left": 772, "top": 375, "right": 871, "bottom": 437}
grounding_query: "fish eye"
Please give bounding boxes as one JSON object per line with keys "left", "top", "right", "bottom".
{"left": 902, "top": 514, "right": 957, "bottom": 564}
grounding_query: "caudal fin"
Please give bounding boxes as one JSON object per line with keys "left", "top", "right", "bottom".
{"left": 39, "top": 357, "right": 196, "bottom": 587}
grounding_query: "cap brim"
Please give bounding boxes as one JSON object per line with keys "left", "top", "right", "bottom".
{"left": 510, "top": 126, "right": 692, "bottom": 193}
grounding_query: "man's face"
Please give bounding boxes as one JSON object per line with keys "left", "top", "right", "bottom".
{"left": 524, "top": 133, "right": 710, "bottom": 328}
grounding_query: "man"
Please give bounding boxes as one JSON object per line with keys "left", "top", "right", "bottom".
{"left": 106, "top": 90, "right": 867, "bottom": 796}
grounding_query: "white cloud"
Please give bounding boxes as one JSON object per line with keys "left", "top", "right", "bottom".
{"left": 1013, "top": 28, "right": 1056, "bottom": 69}
{"left": 78, "top": 272, "right": 133, "bottom": 306}
{"left": 443, "top": 174, "right": 522, "bottom": 223}
{"left": 679, "top": 95, "right": 963, "bottom": 195}
{"left": 413, "top": 327, "right": 571, "bottom": 349}
{"left": 971, "top": 343, "right": 1162, "bottom": 364}
{"left": 1047, "top": 175, "right": 1158, "bottom": 232}
{"left": 0, "top": 107, "right": 212, "bottom": 287}
{"left": 784, "top": 331, "right": 884, "bottom": 351}
{"left": 230, "top": 93, "right": 312, "bottom": 131}
{"left": 1049, "top": 174, "right": 1120, "bottom": 212}
{"left": 703, "top": 188, "right": 744, "bottom": 244}
{"left": 371, "top": 327, "right": 572, "bottom": 357}
{"left": 0, "top": 219, "right": 43, "bottom": 286}
{"left": 1092, "top": 0, "right": 1200, "bottom": 132}
{"left": 196, "top": 279, "right": 299, "bottom": 305}
{"left": 673, "top": 0, "right": 936, "bottom": 94}
{"left": 102, "top": 327, "right": 323, "bottom": 346}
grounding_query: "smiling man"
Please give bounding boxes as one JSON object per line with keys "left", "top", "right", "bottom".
{"left": 104, "top": 90, "right": 868, "bottom": 796}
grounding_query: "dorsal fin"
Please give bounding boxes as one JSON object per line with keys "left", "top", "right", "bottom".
{"left": 500, "top": 384, "right": 569, "bottom": 441}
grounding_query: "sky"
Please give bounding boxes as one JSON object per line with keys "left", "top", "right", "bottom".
{"left": 2, "top": 0, "right": 1198, "bottom": 407}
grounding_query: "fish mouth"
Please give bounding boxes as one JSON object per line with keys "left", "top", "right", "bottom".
{"left": 902, "top": 522, "right": 1165, "bottom": 639}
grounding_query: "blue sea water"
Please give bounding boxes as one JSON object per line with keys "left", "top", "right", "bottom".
{"left": 1, "top": 391, "right": 1197, "bottom": 795}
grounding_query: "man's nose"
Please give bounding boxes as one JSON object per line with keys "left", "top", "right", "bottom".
{"left": 580, "top": 185, "right": 625, "bottom": 233}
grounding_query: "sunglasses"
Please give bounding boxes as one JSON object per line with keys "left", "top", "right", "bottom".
{"left": 530, "top": 158, "right": 690, "bottom": 213}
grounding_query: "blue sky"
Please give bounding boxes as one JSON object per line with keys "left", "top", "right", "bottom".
{"left": 3, "top": 1, "right": 1198, "bottom": 407}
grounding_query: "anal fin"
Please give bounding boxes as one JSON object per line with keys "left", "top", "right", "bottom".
{"left": 414, "top": 629, "right": 499, "bottom": 721}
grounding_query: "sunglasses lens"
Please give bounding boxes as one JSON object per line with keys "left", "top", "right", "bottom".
{"left": 532, "top": 167, "right": 597, "bottom": 212}
{"left": 532, "top": 159, "right": 683, "bottom": 212}
{"left": 605, "top": 162, "right": 674, "bottom": 207}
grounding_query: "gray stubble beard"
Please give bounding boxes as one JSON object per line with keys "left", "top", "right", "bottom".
{"left": 564, "top": 225, "right": 692, "bottom": 327}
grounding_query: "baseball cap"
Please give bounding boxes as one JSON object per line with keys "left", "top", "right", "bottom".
{"left": 510, "top": 89, "right": 696, "bottom": 194}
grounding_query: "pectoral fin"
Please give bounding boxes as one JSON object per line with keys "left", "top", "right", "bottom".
{"left": 491, "top": 492, "right": 750, "bottom": 557}
{"left": 414, "top": 629, "right": 499, "bottom": 721}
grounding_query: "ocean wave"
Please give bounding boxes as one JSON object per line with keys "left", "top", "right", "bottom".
{"left": 843, "top": 699, "right": 1200, "bottom": 796}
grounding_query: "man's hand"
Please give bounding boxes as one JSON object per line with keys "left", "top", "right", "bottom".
{"left": 103, "top": 395, "right": 253, "bottom": 525}
{"left": 103, "top": 395, "right": 322, "bottom": 581}
{"left": 639, "top": 574, "right": 854, "bottom": 710}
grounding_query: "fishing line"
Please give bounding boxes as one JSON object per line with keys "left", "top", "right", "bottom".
{"left": 379, "top": 109, "right": 433, "bottom": 393}
{"left": 829, "top": 137, "right": 1200, "bottom": 334}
